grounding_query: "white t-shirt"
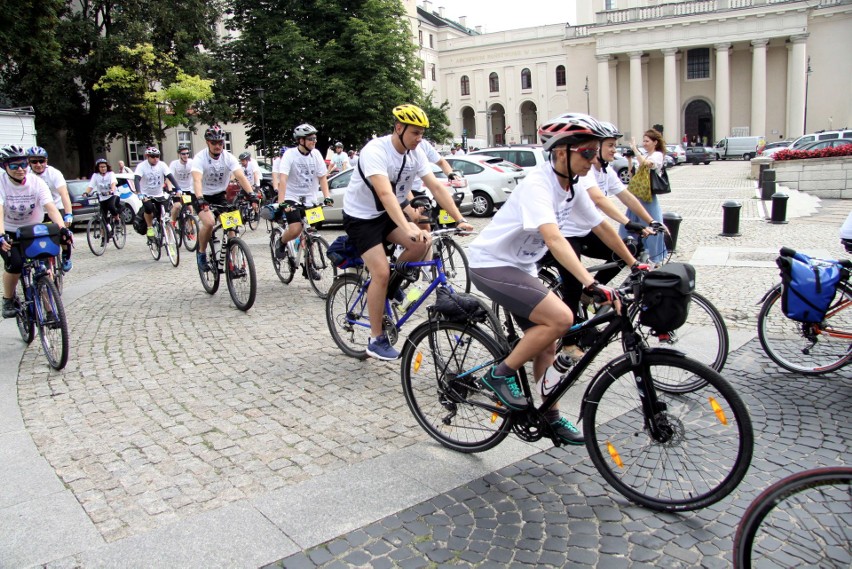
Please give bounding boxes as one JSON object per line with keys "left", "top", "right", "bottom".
{"left": 410, "top": 140, "right": 441, "bottom": 194}
{"left": 32, "top": 165, "right": 67, "bottom": 211}
{"left": 272, "top": 156, "right": 282, "bottom": 174}
{"left": 468, "top": 165, "right": 601, "bottom": 276}
{"left": 840, "top": 210, "right": 852, "bottom": 240}
{"left": 134, "top": 160, "right": 172, "bottom": 197}
{"left": 88, "top": 172, "right": 117, "bottom": 202}
{"left": 169, "top": 159, "right": 194, "bottom": 191}
{"left": 343, "top": 135, "right": 430, "bottom": 220}
{"left": 191, "top": 149, "right": 240, "bottom": 196}
{"left": 561, "top": 165, "right": 623, "bottom": 237}
{"left": 241, "top": 160, "right": 262, "bottom": 188}
{"left": 0, "top": 173, "right": 53, "bottom": 231}
{"left": 279, "top": 148, "right": 328, "bottom": 204}
{"left": 646, "top": 151, "right": 664, "bottom": 171}
{"left": 329, "top": 151, "right": 350, "bottom": 172}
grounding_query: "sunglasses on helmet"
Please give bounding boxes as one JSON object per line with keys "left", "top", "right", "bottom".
{"left": 570, "top": 147, "right": 599, "bottom": 161}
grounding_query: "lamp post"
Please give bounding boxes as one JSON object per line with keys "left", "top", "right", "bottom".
{"left": 256, "top": 87, "right": 268, "bottom": 167}
{"left": 803, "top": 57, "right": 812, "bottom": 134}
{"left": 583, "top": 76, "right": 590, "bottom": 115}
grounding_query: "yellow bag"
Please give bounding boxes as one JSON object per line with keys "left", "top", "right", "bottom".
{"left": 627, "top": 163, "right": 652, "bottom": 202}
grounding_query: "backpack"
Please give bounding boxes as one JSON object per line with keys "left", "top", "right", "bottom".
{"left": 639, "top": 262, "right": 695, "bottom": 334}
{"left": 132, "top": 207, "right": 147, "bottom": 236}
{"left": 777, "top": 253, "right": 842, "bottom": 323}
{"left": 326, "top": 235, "right": 363, "bottom": 269}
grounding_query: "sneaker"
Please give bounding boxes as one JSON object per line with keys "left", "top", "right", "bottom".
{"left": 481, "top": 366, "right": 528, "bottom": 410}
{"left": 549, "top": 416, "right": 584, "bottom": 445}
{"left": 275, "top": 241, "right": 288, "bottom": 260}
{"left": 2, "top": 297, "right": 16, "bottom": 319}
{"left": 301, "top": 264, "right": 321, "bottom": 281}
{"left": 61, "top": 257, "right": 73, "bottom": 273}
{"left": 196, "top": 252, "right": 210, "bottom": 272}
{"left": 366, "top": 334, "right": 400, "bottom": 360}
{"left": 146, "top": 227, "right": 155, "bottom": 238}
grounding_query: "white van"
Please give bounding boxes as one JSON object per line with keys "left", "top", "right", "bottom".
{"left": 790, "top": 129, "right": 852, "bottom": 150}
{"left": 714, "top": 136, "right": 765, "bottom": 160}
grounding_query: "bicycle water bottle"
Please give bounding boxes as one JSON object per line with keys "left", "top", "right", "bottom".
{"left": 542, "top": 354, "right": 574, "bottom": 396}
{"left": 294, "top": 236, "right": 301, "bottom": 250}
{"left": 286, "top": 240, "right": 297, "bottom": 259}
{"left": 400, "top": 284, "right": 424, "bottom": 310}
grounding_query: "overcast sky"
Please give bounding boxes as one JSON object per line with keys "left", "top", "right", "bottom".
{"left": 432, "top": 0, "right": 578, "bottom": 33}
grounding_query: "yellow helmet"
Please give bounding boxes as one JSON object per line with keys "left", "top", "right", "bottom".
{"left": 392, "top": 104, "right": 430, "bottom": 128}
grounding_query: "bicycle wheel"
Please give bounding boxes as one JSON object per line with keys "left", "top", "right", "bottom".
{"left": 35, "top": 276, "right": 69, "bottom": 370}
{"left": 247, "top": 206, "right": 259, "bottom": 231}
{"left": 434, "top": 237, "right": 471, "bottom": 293}
{"left": 182, "top": 214, "right": 199, "bottom": 252}
{"left": 225, "top": 238, "right": 256, "bottom": 311}
{"left": 757, "top": 282, "right": 852, "bottom": 375}
{"left": 583, "top": 351, "right": 753, "bottom": 512}
{"left": 326, "top": 272, "right": 370, "bottom": 359}
{"left": 112, "top": 217, "right": 127, "bottom": 249}
{"left": 148, "top": 222, "right": 162, "bottom": 261}
{"left": 198, "top": 239, "right": 219, "bottom": 295}
{"left": 163, "top": 221, "right": 180, "bottom": 267}
{"left": 270, "top": 227, "right": 296, "bottom": 284}
{"left": 15, "top": 281, "right": 34, "bottom": 344}
{"left": 86, "top": 217, "right": 107, "bottom": 256}
{"left": 401, "top": 320, "right": 513, "bottom": 453}
{"left": 52, "top": 256, "right": 64, "bottom": 296}
{"left": 733, "top": 467, "right": 852, "bottom": 569}
{"left": 305, "top": 235, "right": 336, "bottom": 299}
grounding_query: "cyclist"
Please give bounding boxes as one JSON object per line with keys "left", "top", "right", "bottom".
{"left": 169, "top": 144, "right": 194, "bottom": 225}
{"left": 27, "top": 146, "right": 74, "bottom": 271}
{"left": 84, "top": 158, "right": 121, "bottom": 235}
{"left": 238, "top": 151, "right": 262, "bottom": 214}
{"left": 343, "top": 104, "right": 472, "bottom": 360}
{"left": 409, "top": 139, "right": 459, "bottom": 228}
{"left": 191, "top": 125, "right": 255, "bottom": 270}
{"left": 271, "top": 146, "right": 287, "bottom": 191}
{"left": 274, "top": 124, "right": 333, "bottom": 268}
{"left": 0, "top": 145, "right": 72, "bottom": 318}
{"left": 467, "top": 112, "right": 621, "bottom": 445}
{"left": 134, "top": 147, "right": 180, "bottom": 240}
{"left": 328, "top": 142, "right": 351, "bottom": 175}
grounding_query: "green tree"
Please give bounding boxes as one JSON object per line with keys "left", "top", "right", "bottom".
{"left": 417, "top": 92, "right": 453, "bottom": 146}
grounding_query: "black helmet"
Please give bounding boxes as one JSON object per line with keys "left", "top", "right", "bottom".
{"left": 238, "top": 151, "right": 251, "bottom": 160}
{"left": 204, "top": 125, "right": 226, "bottom": 141}
{"left": 178, "top": 144, "right": 191, "bottom": 152}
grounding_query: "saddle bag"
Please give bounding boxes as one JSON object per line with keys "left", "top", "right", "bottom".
{"left": 132, "top": 207, "right": 147, "bottom": 236}
{"left": 639, "top": 262, "right": 695, "bottom": 334}
{"left": 15, "top": 224, "right": 61, "bottom": 260}
{"left": 777, "top": 254, "right": 842, "bottom": 323}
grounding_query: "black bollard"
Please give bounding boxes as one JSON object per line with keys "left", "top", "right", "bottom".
{"left": 721, "top": 200, "right": 742, "bottom": 236}
{"left": 662, "top": 212, "right": 682, "bottom": 253}
{"left": 770, "top": 192, "right": 789, "bottom": 224}
{"left": 761, "top": 169, "right": 776, "bottom": 200}
{"left": 758, "top": 163, "right": 769, "bottom": 188}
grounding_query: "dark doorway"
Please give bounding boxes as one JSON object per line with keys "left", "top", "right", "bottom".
{"left": 684, "top": 100, "right": 713, "bottom": 145}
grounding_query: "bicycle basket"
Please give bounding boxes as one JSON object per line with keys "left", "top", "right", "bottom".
{"left": 777, "top": 254, "right": 842, "bottom": 323}
{"left": 638, "top": 262, "right": 695, "bottom": 334}
{"left": 15, "top": 224, "right": 60, "bottom": 259}
{"left": 326, "top": 235, "right": 363, "bottom": 269}
{"left": 433, "top": 287, "right": 489, "bottom": 323}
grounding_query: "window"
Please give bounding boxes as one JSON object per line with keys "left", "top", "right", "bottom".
{"left": 429, "top": 34, "right": 434, "bottom": 48}
{"left": 177, "top": 131, "right": 193, "bottom": 155}
{"left": 418, "top": 30, "right": 423, "bottom": 46}
{"left": 460, "top": 75, "right": 470, "bottom": 96}
{"left": 605, "top": 0, "right": 617, "bottom": 10}
{"left": 127, "top": 141, "right": 144, "bottom": 164}
{"left": 223, "top": 131, "right": 233, "bottom": 153}
{"left": 430, "top": 64, "right": 436, "bottom": 82}
{"left": 421, "top": 63, "right": 425, "bottom": 79}
{"left": 687, "top": 48, "right": 710, "bottom": 80}
{"left": 489, "top": 72, "right": 499, "bottom": 93}
{"left": 521, "top": 68, "right": 532, "bottom": 90}
{"left": 555, "top": 65, "right": 566, "bottom": 87}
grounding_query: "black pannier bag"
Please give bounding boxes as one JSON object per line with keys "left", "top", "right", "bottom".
{"left": 132, "top": 207, "right": 147, "bottom": 236}
{"left": 639, "top": 262, "right": 695, "bottom": 334}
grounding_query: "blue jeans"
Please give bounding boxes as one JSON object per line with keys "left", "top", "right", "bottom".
{"left": 619, "top": 195, "right": 667, "bottom": 263}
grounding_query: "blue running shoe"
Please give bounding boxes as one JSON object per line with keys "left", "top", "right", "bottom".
{"left": 366, "top": 334, "right": 399, "bottom": 360}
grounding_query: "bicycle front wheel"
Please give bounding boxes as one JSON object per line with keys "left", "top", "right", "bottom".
{"left": 247, "top": 206, "right": 259, "bottom": 231}
{"left": 225, "top": 238, "right": 256, "bottom": 311}
{"left": 182, "top": 214, "right": 199, "bottom": 252}
{"left": 163, "top": 221, "right": 180, "bottom": 267}
{"left": 86, "top": 217, "right": 107, "bottom": 256}
{"left": 270, "top": 227, "right": 296, "bottom": 284}
{"left": 732, "top": 467, "right": 852, "bottom": 569}
{"left": 584, "top": 351, "right": 753, "bottom": 512}
{"left": 112, "top": 217, "right": 127, "bottom": 249}
{"left": 148, "top": 222, "right": 162, "bottom": 260}
{"left": 15, "top": 280, "right": 34, "bottom": 344}
{"left": 757, "top": 282, "right": 852, "bottom": 375}
{"left": 326, "top": 272, "right": 370, "bottom": 359}
{"left": 305, "top": 235, "right": 336, "bottom": 299}
{"left": 434, "top": 237, "right": 471, "bottom": 293}
{"left": 35, "top": 277, "right": 69, "bottom": 370}
{"left": 401, "top": 320, "right": 513, "bottom": 453}
{"left": 198, "top": 239, "right": 219, "bottom": 295}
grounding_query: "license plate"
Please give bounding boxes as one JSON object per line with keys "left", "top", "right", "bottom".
{"left": 220, "top": 210, "right": 243, "bottom": 229}
{"left": 438, "top": 210, "right": 455, "bottom": 224}
{"left": 182, "top": 194, "right": 192, "bottom": 204}
{"left": 305, "top": 206, "right": 325, "bottom": 224}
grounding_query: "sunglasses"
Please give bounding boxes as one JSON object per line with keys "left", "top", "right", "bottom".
{"left": 208, "top": 140, "right": 224, "bottom": 146}
{"left": 28, "top": 159, "right": 46, "bottom": 165}
{"left": 180, "top": 152, "right": 190, "bottom": 156}
{"left": 5, "top": 160, "right": 29, "bottom": 171}
{"left": 305, "top": 136, "right": 317, "bottom": 141}
{"left": 571, "top": 147, "right": 599, "bottom": 161}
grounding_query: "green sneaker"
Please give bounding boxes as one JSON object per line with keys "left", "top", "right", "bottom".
{"left": 550, "top": 416, "right": 584, "bottom": 446}
{"left": 481, "top": 366, "right": 528, "bottom": 410}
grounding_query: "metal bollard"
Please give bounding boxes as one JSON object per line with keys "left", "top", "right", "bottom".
{"left": 761, "top": 169, "right": 776, "bottom": 200}
{"left": 662, "top": 212, "right": 682, "bottom": 253}
{"left": 758, "top": 163, "right": 769, "bottom": 188}
{"left": 721, "top": 200, "right": 742, "bottom": 236}
{"left": 770, "top": 192, "right": 789, "bottom": 224}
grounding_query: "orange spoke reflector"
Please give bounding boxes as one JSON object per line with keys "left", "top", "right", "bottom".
{"left": 491, "top": 401, "right": 502, "bottom": 423}
{"left": 606, "top": 442, "right": 624, "bottom": 468}
{"left": 413, "top": 352, "right": 422, "bottom": 372}
{"left": 709, "top": 397, "right": 728, "bottom": 425}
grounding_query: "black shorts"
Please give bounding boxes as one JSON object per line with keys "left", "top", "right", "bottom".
{"left": 343, "top": 211, "right": 403, "bottom": 255}
{"left": 143, "top": 196, "right": 170, "bottom": 216}
{"left": 470, "top": 265, "right": 551, "bottom": 331}
{"left": 280, "top": 200, "right": 317, "bottom": 225}
{"left": 192, "top": 191, "right": 228, "bottom": 211}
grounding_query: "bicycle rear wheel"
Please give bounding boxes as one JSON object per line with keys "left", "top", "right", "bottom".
{"left": 112, "top": 217, "right": 127, "bottom": 249}
{"left": 225, "top": 238, "right": 256, "bottom": 311}
{"left": 86, "top": 217, "right": 106, "bottom": 256}
{"left": 148, "top": 222, "right": 162, "bottom": 260}
{"left": 270, "top": 227, "right": 296, "bottom": 284}
{"left": 434, "top": 237, "right": 470, "bottom": 293}
{"left": 163, "top": 221, "right": 180, "bottom": 267}
{"left": 198, "top": 239, "right": 219, "bottom": 294}
{"left": 757, "top": 282, "right": 852, "bottom": 375}
{"left": 732, "top": 467, "right": 852, "bottom": 569}
{"left": 247, "top": 206, "right": 259, "bottom": 231}
{"left": 182, "top": 214, "right": 199, "bottom": 252}
{"left": 15, "top": 281, "right": 34, "bottom": 344}
{"left": 401, "top": 320, "right": 513, "bottom": 453}
{"left": 305, "top": 234, "right": 336, "bottom": 299}
{"left": 35, "top": 277, "right": 69, "bottom": 370}
{"left": 583, "top": 351, "right": 753, "bottom": 512}
{"left": 326, "top": 272, "right": 370, "bottom": 359}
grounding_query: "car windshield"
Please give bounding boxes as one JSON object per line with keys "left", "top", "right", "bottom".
{"left": 67, "top": 180, "right": 88, "bottom": 197}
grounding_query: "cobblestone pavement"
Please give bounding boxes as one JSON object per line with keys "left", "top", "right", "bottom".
{"left": 3, "top": 160, "right": 850, "bottom": 567}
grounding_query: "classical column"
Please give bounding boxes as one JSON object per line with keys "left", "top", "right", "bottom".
{"left": 750, "top": 39, "right": 768, "bottom": 137}
{"left": 629, "top": 51, "right": 644, "bottom": 140}
{"left": 596, "top": 55, "right": 611, "bottom": 122}
{"left": 786, "top": 34, "right": 808, "bottom": 139}
{"left": 609, "top": 58, "right": 619, "bottom": 125}
{"left": 714, "top": 43, "right": 731, "bottom": 142}
{"left": 663, "top": 48, "right": 679, "bottom": 141}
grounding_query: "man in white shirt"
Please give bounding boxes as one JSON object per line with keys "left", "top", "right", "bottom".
{"left": 134, "top": 147, "right": 180, "bottom": 239}
{"left": 328, "top": 142, "right": 351, "bottom": 176}
{"left": 169, "top": 144, "right": 194, "bottom": 225}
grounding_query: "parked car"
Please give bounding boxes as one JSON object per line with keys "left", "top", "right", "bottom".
{"left": 468, "top": 145, "right": 548, "bottom": 173}
{"left": 610, "top": 152, "right": 634, "bottom": 184}
{"left": 666, "top": 144, "right": 686, "bottom": 165}
{"left": 789, "top": 129, "right": 852, "bottom": 150}
{"left": 797, "top": 138, "right": 852, "bottom": 151}
{"left": 321, "top": 163, "right": 474, "bottom": 225}
{"left": 758, "top": 139, "right": 793, "bottom": 157}
{"left": 255, "top": 165, "right": 276, "bottom": 201}
{"left": 66, "top": 179, "right": 99, "bottom": 228}
{"left": 445, "top": 155, "right": 525, "bottom": 216}
{"left": 114, "top": 172, "right": 143, "bottom": 224}
{"left": 713, "top": 136, "right": 765, "bottom": 160}
{"left": 685, "top": 146, "right": 713, "bottom": 165}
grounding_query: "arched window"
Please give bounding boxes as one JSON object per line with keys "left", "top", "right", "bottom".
{"left": 555, "top": 65, "right": 566, "bottom": 87}
{"left": 489, "top": 72, "right": 499, "bottom": 93}
{"left": 460, "top": 75, "right": 470, "bottom": 96}
{"left": 521, "top": 68, "right": 532, "bottom": 90}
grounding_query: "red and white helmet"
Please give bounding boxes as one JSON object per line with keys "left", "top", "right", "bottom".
{"left": 538, "top": 113, "right": 609, "bottom": 151}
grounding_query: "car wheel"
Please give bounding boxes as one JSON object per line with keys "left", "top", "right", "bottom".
{"left": 472, "top": 191, "right": 494, "bottom": 217}
{"left": 743, "top": 153, "right": 752, "bottom": 160}
{"left": 705, "top": 161, "right": 711, "bottom": 165}
{"left": 618, "top": 168, "right": 630, "bottom": 185}
{"left": 120, "top": 204, "right": 134, "bottom": 224}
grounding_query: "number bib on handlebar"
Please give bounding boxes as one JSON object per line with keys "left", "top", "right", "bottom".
{"left": 438, "top": 210, "right": 455, "bottom": 225}
{"left": 305, "top": 206, "right": 325, "bottom": 225}
{"left": 220, "top": 210, "right": 243, "bottom": 230}
{"left": 182, "top": 194, "right": 192, "bottom": 204}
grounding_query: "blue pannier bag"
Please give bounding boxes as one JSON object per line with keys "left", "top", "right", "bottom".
{"left": 777, "top": 253, "right": 842, "bottom": 323}
{"left": 326, "top": 235, "right": 363, "bottom": 269}
{"left": 16, "top": 224, "right": 61, "bottom": 260}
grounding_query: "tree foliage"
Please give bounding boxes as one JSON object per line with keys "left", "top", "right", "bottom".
{"left": 417, "top": 92, "right": 453, "bottom": 146}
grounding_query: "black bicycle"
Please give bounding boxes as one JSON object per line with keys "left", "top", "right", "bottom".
{"left": 174, "top": 193, "right": 200, "bottom": 252}
{"left": 197, "top": 203, "right": 257, "bottom": 311}
{"left": 86, "top": 208, "right": 126, "bottom": 256}
{"left": 401, "top": 269, "right": 753, "bottom": 512}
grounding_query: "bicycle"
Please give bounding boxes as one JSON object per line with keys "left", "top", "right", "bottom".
{"left": 757, "top": 247, "right": 851, "bottom": 375}
{"left": 10, "top": 224, "right": 70, "bottom": 370}
{"left": 143, "top": 196, "right": 180, "bottom": 267}
{"left": 174, "top": 193, "right": 200, "bottom": 252}
{"left": 400, "top": 269, "right": 753, "bottom": 512}
{"left": 266, "top": 200, "right": 335, "bottom": 299}
{"left": 86, "top": 209, "right": 126, "bottom": 256}
{"left": 237, "top": 190, "right": 260, "bottom": 231}
{"left": 411, "top": 194, "right": 471, "bottom": 294}
{"left": 197, "top": 203, "right": 257, "bottom": 311}
{"left": 732, "top": 466, "right": 852, "bottom": 568}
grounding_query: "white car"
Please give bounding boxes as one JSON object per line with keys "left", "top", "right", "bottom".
{"left": 468, "top": 145, "right": 548, "bottom": 174}
{"left": 445, "top": 155, "right": 525, "bottom": 217}
{"left": 113, "top": 172, "right": 143, "bottom": 224}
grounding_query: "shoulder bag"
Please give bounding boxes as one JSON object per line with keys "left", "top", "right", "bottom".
{"left": 650, "top": 166, "right": 671, "bottom": 195}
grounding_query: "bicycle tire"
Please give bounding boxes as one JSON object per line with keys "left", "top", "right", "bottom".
{"left": 225, "top": 238, "right": 256, "bottom": 311}
{"left": 306, "top": 235, "right": 336, "bottom": 299}
{"left": 52, "top": 257, "right": 64, "bottom": 296}
{"left": 434, "top": 237, "right": 471, "bottom": 293}
{"left": 15, "top": 281, "right": 34, "bottom": 344}
{"left": 198, "top": 239, "right": 219, "bottom": 294}
{"left": 112, "top": 217, "right": 127, "bottom": 249}
{"left": 148, "top": 221, "right": 162, "bottom": 261}
{"left": 247, "top": 206, "right": 259, "bottom": 231}
{"left": 182, "top": 214, "right": 199, "bottom": 252}
{"left": 270, "top": 227, "right": 296, "bottom": 284}
{"left": 583, "top": 351, "right": 753, "bottom": 512}
{"left": 732, "top": 467, "right": 852, "bottom": 569}
{"left": 35, "top": 277, "right": 69, "bottom": 370}
{"left": 163, "top": 221, "right": 180, "bottom": 267}
{"left": 401, "top": 320, "right": 513, "bottom": 453}
{"left": 757, "top": 281, "right": 852, "bottom": 375}
{"left": 86, "top": 217, "right": 106, "bottom": 256}
{"left": 326, "top": 272, "right": 370, "bottom": 359}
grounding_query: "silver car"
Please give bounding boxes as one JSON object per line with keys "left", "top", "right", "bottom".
{"left": 445, "top": 155, "right": 525, "bottom": 217}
